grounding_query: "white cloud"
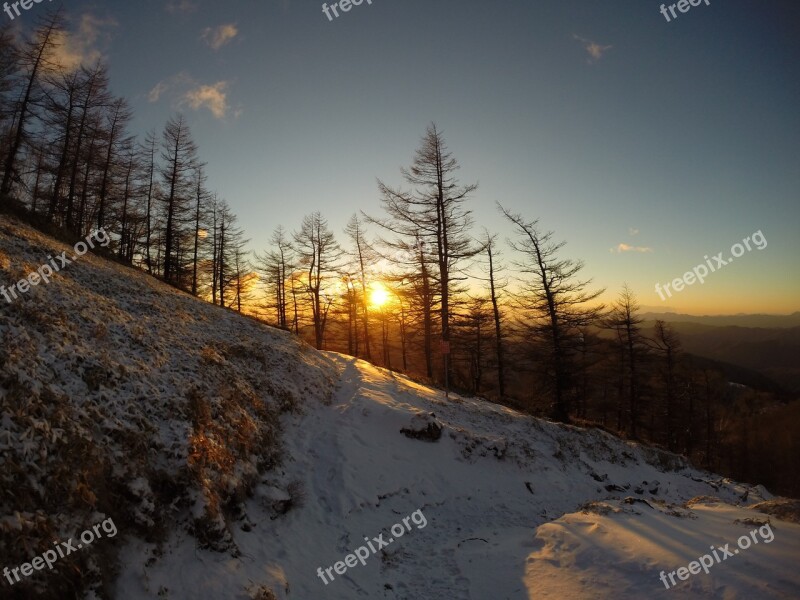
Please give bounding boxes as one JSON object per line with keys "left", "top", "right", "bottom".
{"left": 201, "top": 24, "right": 239, "bottom": 51}
{"left": 573, "top": 34, "right": 613, "bottom": 63}
{"left": 148, "top": 74, "right": 233, "bottom": 120}
{"left": 46, "top": 14, "right": 116, "bottom": 73}
{"left": 148, "top": 81, "right": 169, "bottom": 103}
{"left": 183, "top": 81, "right": 230, "bottom": 119}
{"left": 629, "top": 227, "right": 640, "bottom": 237}
{"left": 147, "top": 72, "right": 192, "bottom": 103}
{"left": 610, "top": 243, "right": 653, "bottom": 254}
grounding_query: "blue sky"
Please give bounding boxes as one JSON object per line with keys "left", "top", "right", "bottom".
{"left": 20, "top": 0, "right": 800, "bottom": 313}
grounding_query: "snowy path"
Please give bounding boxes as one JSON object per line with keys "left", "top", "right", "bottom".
{"left": 116, "top": 354, "right": 799, "bottom": 600}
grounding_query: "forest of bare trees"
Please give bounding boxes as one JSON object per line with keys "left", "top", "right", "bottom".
{"left": 1, "top": 14, "right": 795, "bottom": 496}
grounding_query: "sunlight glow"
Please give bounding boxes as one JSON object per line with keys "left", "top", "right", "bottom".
{"left": 370, "top": 284, "right": 390, "bottom": 308}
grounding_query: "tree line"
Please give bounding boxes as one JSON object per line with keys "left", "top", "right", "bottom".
{"left": 1, "top": 14, "right": 794, "bottom": 495}
{"left": 0, "top": 14, "right": 248, "bottom": 306}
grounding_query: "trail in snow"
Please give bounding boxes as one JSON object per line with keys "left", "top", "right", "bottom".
{"left": 198, "top": 354, "right": 793, "bottom": 600}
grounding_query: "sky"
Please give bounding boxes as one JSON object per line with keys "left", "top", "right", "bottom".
{"left": 10, "top": 0, "right": 800, "bottom": 314}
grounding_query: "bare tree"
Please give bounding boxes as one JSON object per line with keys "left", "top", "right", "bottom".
{"left": 65, "top": 63, "right": 111, "bottom": 232}
{"left": 27, "top": 146, "right": 47, "bottom": 216}
{"left": 232, "top": 242, "right": 252, "bottom": 313}
{"left": 650, "top": 319, "right": 682, "bottom": 449}
{"left": 141, "top": 129, "right": 158, "bottom": 273}
{"left": 159, "top": 114, "right": 198, "bottom": 285}
{"left": 288, "top": 268, "right": 301, "bottom": 334}
{"left": 1, "top": 12, "right": 62, "bottom": 199}
{"left": 0, "top": 25, "right": 18, "bottom": 142}
{"left": 117, "top": 143, "right": 141, "bottom": 261}
{"left": 255, "top": 226, "right": 295, "bottom": 328}
{"left": 371, "top": 123, "right": 478, "bottom": 387}
{"left": 293, "top": 212, "right": 342, "bottom": 349}
{"left": 190, "top": 164, "right": 210, "bottom": 295}
{"left": 604, "top": 285, "right": 647, "bottom": 438}
{"left": 74, "top": 117, "right": 101, "bottom": 236}
{"left": 500, "top": 204, "right": 604, "bottom": 422}
{"left": 473, "top": 230, "right": 508, "bottom": 398}
{"left": 44, "top": 67, "right": 82, "bottom": 222}
{"left": 451, "top": 295, "right": 493, "bottom": 394}
{"left": 213, "top": 200, "right": 244, "bottom": 307}
{"left": 210, "top": 195, "right": 220, "bottom": 303}
{"left": 375, "top": 234, "right": 436, "bottom": 377}
{"left": 574, "top": 327, "right": 604, "bottom": 420}
{"left": 344, "top": 214, "right": 375, "bottom": 360}
{"left": 96, "top": 95, "right": 132, "bottom": 231}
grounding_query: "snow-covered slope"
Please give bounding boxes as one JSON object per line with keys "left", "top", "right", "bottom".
{"left": 2, "top": 216, "right": 799, "bottom": 599}
{"left": 0, "top": 217, "right": 336, "bottom": 598}
{"left": 118, "top": 354, "right": 799, "bottom": 600}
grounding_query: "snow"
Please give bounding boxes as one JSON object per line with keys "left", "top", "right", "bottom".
{"left": 2, "top": 216, "right": 799, "bottom": 599}
{"left": 116, "top": 355, "right": 800, "bottom": 599}
{"left": 526, "top": 501, "right": 800, "bottom": 599}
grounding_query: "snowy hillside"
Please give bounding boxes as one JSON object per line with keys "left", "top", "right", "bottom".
{"left": 2, "top": 216, "right": 799, "bottom": 599}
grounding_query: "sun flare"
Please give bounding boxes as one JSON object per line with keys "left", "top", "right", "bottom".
{"left": 369, "top": 283, "right": 390, "bottom": 308}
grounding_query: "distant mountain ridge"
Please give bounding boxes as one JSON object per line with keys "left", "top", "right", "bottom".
{"left": 639, "top": 314, "right": 800, "bottom": 393}
{"left": 640, "top": 312, "right": 800, "bottom": 329}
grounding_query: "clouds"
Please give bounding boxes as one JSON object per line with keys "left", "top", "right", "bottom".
{"left": 610, "top": 243, "right": 653, "bottom": 254}
{"left": 147, "top": 17, "right": 240, "bottom": 119}
{"left": 147, "top": 81, "right": 169, "bottom": 103}
{"left": 147, "top": 72, "right": 191, "bottom": 104}
{"left": 184, "top": 82, "right": 230, "bottom": 119}
{"left": 148, "top": 73, "right": 237, "bottom": 120}
{"left": 573, "top": 34, "right": 613, "bottom": 64}
{"left": 47, "top": 14, "right": 116, "bottom": 73}
{"left": 609, "top": 227, "right": 651, "bottom": 253}
{"left": 201, "top": 24, "right": 239, "bottom": 51}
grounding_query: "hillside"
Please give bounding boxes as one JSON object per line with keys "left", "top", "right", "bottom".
{"left": 640, "top": 312, "right": 800, "bottom": 329}
{"left": 2, "top": 216, "right": 799, "bottom": 599}
{"left": 639, "top": 319, "right": 800, "bottom": 393}
{"left": 0, "top": 217, "right": 337, "bottom": 598}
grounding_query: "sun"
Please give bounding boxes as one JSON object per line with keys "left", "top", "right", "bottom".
{"left": 369, "top": 283, "right": 390, "bottom": 308}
